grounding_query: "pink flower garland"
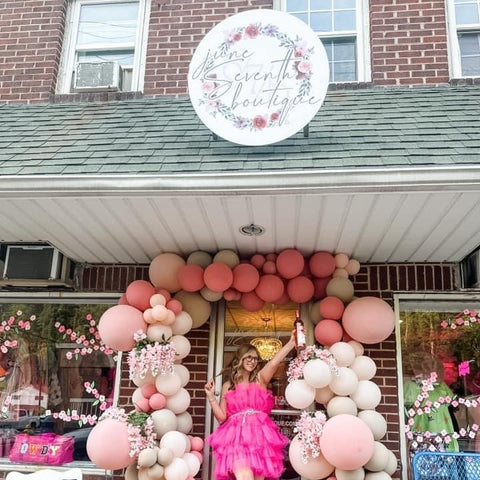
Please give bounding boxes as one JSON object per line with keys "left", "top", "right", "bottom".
{"left": 440, "top": 309, "right": 480, "bottom": 330}
{"left": 0, "top": 310, "right": 35, "bottom": 353}
{"left": 287, "top": 345, "right": 338, "bottom": 382}
{"left": 294, "top": 410, "right": 327, "bottom": 463}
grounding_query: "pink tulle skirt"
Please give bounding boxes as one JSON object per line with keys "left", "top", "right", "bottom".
{"left": 206, "top": 383, "right": 288, "bottom": 480}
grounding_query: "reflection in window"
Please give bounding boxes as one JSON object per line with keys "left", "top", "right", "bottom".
{"left": 0, "top": 302, "right": 116, "bottom": 463}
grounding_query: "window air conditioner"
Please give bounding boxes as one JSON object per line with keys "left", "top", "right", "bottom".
{"left": 0, "top": 245, "right": 74, "bottom": 288}
{"left": 460, "top": 248, "right": 480, "bottom": 289}
{"left": 74, "top": 61, "right": 121, "bottom": 92}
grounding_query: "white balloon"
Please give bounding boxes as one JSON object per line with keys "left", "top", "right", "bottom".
{"left": 348, "top": 340, "right": 364, "bottom": 356}
{"left": 173, "top": 364, "right": 190, "bottom": 387}
{"left": 165, "top": 388, "right": 191, "bottom": 414}
{"left": 364, "top": 442, "right": 389, "bottom": 472}
{"left": 147, "top": 324, "right": 173, "bottom": 343}
{"left": 358, "top": 410, "right": 387, "bottom": 440}
{"left": 315, "top": 386, "right": 335, "bottom": 405}
{"left": 329, "top": 367, "right": 359, "bottom": 396}
{"left": 182, "top": 452, "right": 201, "bottom": 477}
{"left": 171, "top": 335, "right": 191, "bottom": 360}
{"left": 157, "top": 447, "right": 174, "bottom": 466}
{"left": 335, "top": 467, "right": 366, "bottom": 480}
{"left": 151, "top": 409, "right": 178, "bottom": 437}
{"left": 164, "top": 457, "right": 189, "bottom": 480}
{"left": 303, "top": 358, "right": 332, "bottom": 388}
{"left": 329, "top": 342, "right": 356, "bottom": 367}
{"left": 156, "top": 372, "right": 182, "bottom": 396}
{"left": 285, "top": 379, "right": 315, "bottom": 409}
{"left": 171, "top": 312, "right": 193, "bottom": 335}
{"left": 176, "top": 411, "right": 193, "bottom": 434}
{"left": 364, "top": 472, "right": 392, "bottom": 480}
{"left": 160, "top": 431, "right": 188, "bottom": 457}
{"left": 384, "top": 449, "right": 398, "bottom": 475}
{"left": 351, "top": 381, "right": 382, "bottom": 410}
{"left": 351, "top": 356, "right": 377, "bottom": 380}
{"left": 327, "top": 396, "right": 358, "bottom": 417}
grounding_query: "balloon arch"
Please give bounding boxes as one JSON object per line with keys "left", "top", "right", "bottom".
{"left": 87, "top": 249, "right": 397, "bottom": 480}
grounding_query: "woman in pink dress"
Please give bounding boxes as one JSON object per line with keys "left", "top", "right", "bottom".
{"left": 204, "top": 333, "right": 296, "bottom": 480}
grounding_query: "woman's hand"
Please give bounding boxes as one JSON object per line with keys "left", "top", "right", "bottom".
{"left": 204, "top": 379, "right": 216, "bottom": 401}
{"left": 287, "top": 329, "right": 296, "bottom": 348}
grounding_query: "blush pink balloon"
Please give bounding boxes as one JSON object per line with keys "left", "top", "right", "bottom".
{"left": 126, "top": 280, "right": 156, "bottom": 312}
{"left": 166, "top": 299, "right": 182, "bottom": 315}
{"left": 156, "top": 288, "right": 172, "bottom": 302}
{"left": 177, "top": 264, "right": 205, "bottom": 292}
{"left": 149, "top": 392, "right": 167, "bottom": 410}
{"left": 314, "top": 319, "right": 343, "bottom": 347}
{"left": 98, "top": 305, "right": 147, "bottom": 352}
{"left": 190, "top": 450, "right": 203, "bottom": 463}
{"left": 287, "top": 276, "right": 314, "bottom": 303}
{"left": 204, "top": 262, "right": 233, "bottom": 292}
{"left": 273, "top": 287, "right": 290, "bottom": 305}
{"left": 319, "top": 414, "right": 374, "bottom": 470}
{"left": 346, "top": 259, "right": 361, "bottom": 275}
{"left": 255, "top": 274, "right": 285, "bottom": 303}
{"left": 87, "top": 418, "right": 133, "bottom": 469}
{"left": 232, "top": 263, "right": 260, "bottom": 292}
{"left": 309, "top": 251, "right": 336, "bottom": 278}
{"left": 118, "top": 293, "right": 129, "bottom": 305}
{"left": 342, "top": 296, "right": 395, "bottom": 344}
{"left": 276, "top": 249, "right": 305, "bottom": 279}
{"left": 262, "top": 260, "right": 277, "bottom": 274}
{"left": 190, "top": 437, "right": 204, "bottom": 452}
{"left": 266, "top": 253, "right": 277, "bottom": 262}
{"left": 250, "top": 254, "right": 266, "bottom": 270}
{"left": 223, "top": 289, "right": 238, "bottom": 301}
{"left": 240, "top": 291, "right": 265, "bottom": 312}
{"left": 313, "top": 276, "right": 331, "bottom": 300}
{"left": 141, "top": 383, "right": 157, "bottom": 399}
{"left": 319, "top": 296, "right": 345, "bottom": 320}
{"left": 134, "top": 396, "right": 150, "bottom": 412}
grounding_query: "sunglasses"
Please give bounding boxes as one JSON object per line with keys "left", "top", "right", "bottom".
{"left": 243, "top": 355, "right": 259, "bottom": 362}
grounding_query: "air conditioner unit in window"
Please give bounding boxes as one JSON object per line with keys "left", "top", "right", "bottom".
{"left": 460, "top": 248, "right": 480, "bottom": 289}
{"left": 0, "top": 245, "right": 74, "bottom": 288}
{"left": 74, "top": 61, "right": 121, "bottom": 92}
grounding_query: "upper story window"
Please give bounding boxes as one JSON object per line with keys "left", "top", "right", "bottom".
{"left": 57, "top": 0, "right": 150, "bottom": 94}
{"left": 277, "top": 0, "right": 370, "bottom": 83}
{"left": 447, "top": 0, "right": 480, "bottom": 77}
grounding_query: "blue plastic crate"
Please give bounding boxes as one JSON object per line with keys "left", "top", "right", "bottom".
{"left": 413, "top": 451, "right": 480, "bottom": 480}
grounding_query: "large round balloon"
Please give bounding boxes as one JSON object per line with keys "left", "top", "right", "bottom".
{"left": 240, "top": 291, "right": 265, "bottom": 312}
{"left": 320, "top": 414, "right": 374, "bottom": 470}
{"left": 358, "top": 410, "right": 387, "bottom": 441}
{"left": 204, "top": 262, "right": 233, "bottom": 292}
{"left": 98, "top": 305, "right": 147, "bottom": 352}
{"left": 287, "top": 276, "right": 314, "bottom": 303}
{"left": 255, "top": 274, "right": 284, "bottom": 303}
{"left": 319, "top": 296, "right": 345, "bottom": 320}
{"left": 177, "top": 264, "right": 205, "bottom": 292}
{"left": 285, "top": 379, "right": 315, "bottom": 409}
{"left": 289, "top": 434, "right": 334, "bottom": 479}
{"left": 309, "top": 251, "right": 336, "bottom": 278}
{"left": 174, "top": 291, "right": 211, "bottom": 328}
{"left": 314, "top": 319, "right": 343, "bottom": 346}
{"left": 342, "top": 297, "right": 395, "bottom": 344}
{"left": 276, "top": 249, "right": 305, "bottom": 279}
{"left": 232, "top": 263, "right": 260, "bottom": 292}
{"left": 126, "top": 280, "right": 156, "bottom": 311}
{"left": 86, "top": 418, "right": 132, "bottom": 470}
{"left": 149, "top": 253, "right": 185, "bottom": 292}
{"left": 350, "top": 380, "right": 382, "bottom": 410}
{"left": 303, "top": 358, "right": 332, "bottom": 388}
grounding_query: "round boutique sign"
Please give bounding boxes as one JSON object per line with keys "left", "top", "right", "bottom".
{"left": 188, "top": 9, "right": 329, "bottom": 146}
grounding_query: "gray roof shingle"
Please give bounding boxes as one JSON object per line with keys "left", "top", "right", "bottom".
{"left": 0, "top": 85, "right": 479, "bottom": 176}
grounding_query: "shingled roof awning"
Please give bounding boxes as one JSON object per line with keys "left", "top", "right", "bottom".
{"left": 0, "top": 85, "right": 479, "bottom": 264}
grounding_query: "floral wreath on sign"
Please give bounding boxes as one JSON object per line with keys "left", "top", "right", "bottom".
{"left": 404, "top": 372, "right": 480, "bottom": 452}
{"left": 440, "top": 309, "right": 480, "bottom": 330}
{"left": 199, "top": 23, "right": 314, "bottom": 131}
{"left": 287, "top": 345, "right": 338, "bottom": 382}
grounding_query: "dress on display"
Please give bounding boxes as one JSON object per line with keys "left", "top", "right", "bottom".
{"left": 207, "top": 382, "right": 289, "bottom": 480}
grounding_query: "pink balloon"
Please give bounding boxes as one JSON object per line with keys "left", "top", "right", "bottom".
{"left": 255, "top": 274, "right": 285, "bottom": 303}
{"left": 141, "top": 383, "right": 157, "bottom": 399}
{"left": 118, "top": 293, "right": 129, "bottom": 305}
{"left": 232, "top": 263, "right": 260, "bottom": 292}
{"left": 309, "top": 251, "right": 336, "bottom": 278}
{"left": 289, "top": 434, "right": 334, "bottom": 479}
{"left": 262, "top": 260, "right": 277, "bottom": 274}
{"left": 87, "top": 418, "right": 133, "bottom": 469}
{"left": 143, "top": 308, "right": 154, "bottom": 324}
{"left": 319, "top": 296, "right": 345, "bottom": 320}
{"left": 149, "top": 392, "right": 167, "bottom": 410}
{"left": 320, "top": 414, "right": 374, "bottom": 470}
{"left": 134, "top": 396, "right": 150, "bottom": 412}
{"left": 223, "top": 289, "right": 238, "bottom": 301}
{"left": 177, "top": 264, "right": 205, "bottom": 292}
{"left": 314, "top": 319, "right": 343, "bottom": 347}
{"left": 126, "top": 280, "right": 156, "bottom": 312}
{"left": 342, "top": 297, "right": 395, "bottom": 344}
{"left": 190, "top": 437, "right": 204, "bottom": 452}
{"left": 250, "top": 254, "right": 266, "bottom": 270}
{"left": 287, "top": 276, "right": 314, "bottom": 303}
{"left": 150, "top": 293, "right": 166, "bottom": 307}
{"left": 156, "top": 288, "right": 172, "bottom": 302}
{"left": 273, "top": 287, "right": 290, "bottom": 305}
{"left": 313, "top": 276, "right": 331, "bottom": 300}
{"left": 335, "top": 253, "right": 350, "bottom": 268}
{"left": 204, "top": 262, "right": 233, "bottom": 292}
{"left": 346, "top": 259, "right": 361, "bottom": 275}
{"left": 276, "top": 249, "right": 305, "bottom": 279}
{"left": 166, "top": 299, "right": 183, "bottom": 315}
{"left": 190, "top": 450, "right": 203, "bottom": 463}
{"left": 98, "top": 305, "right": 147, "bottom": 352}
{"left": 240, "top": 291, "right": 265, "bottom": 312}
{"left": 266, "top": 253, "right": 277, "bottom": 262}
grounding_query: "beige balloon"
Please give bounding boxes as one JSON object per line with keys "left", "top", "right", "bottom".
{"left": 315, "top": 386, "right": 335, "bottom": 405}
{"left": 157, "top": 446, "right": 175, "bottom": 466}
{"left": 137, "top": 448, "right": 158, "bottom": 468}
{"left": 213, "top": 249, "right": 240, "bottom": 268}
{"left": 351, "top": 355, "right": 377, "bottom": 380}
{"left": 346, "top": 259, "right": 361, "bottom": 275}
{"left": 364, "top": 442, "right": 389, "bottom": 472}
{"left": 358, "top": 410, "right": 387, "bottom": 441}
{"left": 326, "top": 277, "right": 355, "bottom": 303}
{"left": 384, "top": 449, "right": 398, "bottom": 475}
{"left": 333, "top": 268, "right": 349, "bottom": 278}
{"left": 176, "top": 411, "right": 193, "bottom": 434}
{"left": 125, "top": 463, "right": 139, "bottom": 480}
{"left": 147, "top": 463, "right": 165, "bottom": 480}
{"left": 326, "top": 396, "right": 358, "bottom": 417}
{"left": 171, "top": 311, "right": 193, "bottom": 335}
{"left": 187, "top": 250, "right": 212, "bottom": 268}
{"left": 174, "top": 290, "right": 211, "bottom": 328}
{"left": 364, "top": 471, "right": 392, "bottom": 480}
{"left": 309, "top": 301, "right": 323, "bottom": 325}
{"left": 334, "top": 253, "right": 350, "bottom": 269}
{"left": 149, "top": 253, "right": 185, "bottom": 292}
{"left": 329, "top": 366, "right": 359, "bottom": 396}
{"left": 351, "top": 380, "right": 382, "bottom": 410}
{"left": 150, "top": 409, "right": 178, "bottom": 437}
{"left": 200, "top": 286, "right": 224, "bottom": 302}
{"left": 329, "top": 342, "right": 356, "bottom": 367}
{"left": 335, "top": 467, "right": 366, "bottom": 480}
{"left": 147, "top": 324, "right": 173, "bottom": 343}
{"left": 348, "top": 340, "right": 365, "bottom": 356}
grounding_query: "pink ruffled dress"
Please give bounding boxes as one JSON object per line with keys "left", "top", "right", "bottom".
{"left": 206, "top": 382, "right": 288, "bottom": 480}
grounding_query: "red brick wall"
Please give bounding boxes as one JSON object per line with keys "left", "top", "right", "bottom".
{"left": 369, "top": 0, "right": 450, "bottom": 86}
{"left": 0, "top": 0, "right": 66, "bottom": 103}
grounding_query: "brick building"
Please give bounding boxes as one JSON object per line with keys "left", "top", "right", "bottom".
{"left": 0, "top": 0, "right": 479, "bottom": 479}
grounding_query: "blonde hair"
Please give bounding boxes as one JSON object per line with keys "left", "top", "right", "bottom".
{"left": 221, "top": 344, "right": 261, "bottom": 390}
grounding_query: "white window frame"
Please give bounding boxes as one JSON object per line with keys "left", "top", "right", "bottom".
{"left": 446, "top": 0, "right": 480, "bottom": 79}
{"left": 274, "top": 0, "right": 371, "bottom": 83}
{"left": 57, "top": 0, "right": 151, "bottom": 94}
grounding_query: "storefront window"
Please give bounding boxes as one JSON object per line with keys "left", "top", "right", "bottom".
{"left": 398, "top": 295, "right": 480, "bottom": 479}
{"left": 0, "top": 299, "right": 117, "bottom": 464}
